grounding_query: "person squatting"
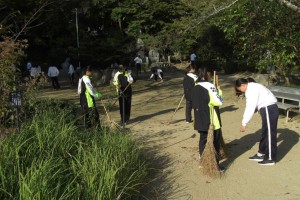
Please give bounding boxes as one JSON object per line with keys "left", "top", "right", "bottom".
{"left": 148, "top": 67, "right": 163, "bottom": 82}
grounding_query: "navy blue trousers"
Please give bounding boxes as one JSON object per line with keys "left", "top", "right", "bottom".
{"left": 258, "top": 104, "right": 279, "bottom": 161}
{"left": 185, "top": 100, "right": 193, "bottom": 122}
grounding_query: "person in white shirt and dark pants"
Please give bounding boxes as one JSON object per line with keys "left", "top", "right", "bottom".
{"left": 68, "top": 64, "right": 75, "bottom": 86}
{"left": 235, "top": 78, "right": 279, "bottom": 165}
{"left": 47, "top": 65, "right": 60, "bottom": 90}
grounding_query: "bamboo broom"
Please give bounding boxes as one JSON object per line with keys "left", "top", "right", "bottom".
{"left": 101, "top": 100, "right": 122, "bottom": 130}
{"left": 199, "top": 71, "right": 222, "bottom": 178}
{"left": 199, "top": 107, "right": 221, "bottom": 178}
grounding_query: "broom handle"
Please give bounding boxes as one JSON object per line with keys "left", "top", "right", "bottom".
{"left": 101, "top": 100, "right": 111, "bottom": 122}
{"left": 211, "top": 71, "right": 217, "bottom": 125}
{"left": 175, "top": 94, "right": 185, "bottom": 113}
{"left": 112, "top": 83, "right": 131, "bottom": 106}
{"left": 213, "top": 71, "right": 216, "bottom": 86}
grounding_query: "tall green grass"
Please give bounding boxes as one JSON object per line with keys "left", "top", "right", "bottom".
{"left": 0, "top": 100, "right": 148, "bottom": 199}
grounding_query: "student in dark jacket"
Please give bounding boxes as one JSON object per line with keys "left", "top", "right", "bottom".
{"left": 191, "top": 67, "right": 224, "bottom": 170}
{"left": 113, "top": 65, "right": 134, "bottom": 125}
{"left": 183, "top": 65, "right": 198, "bottom": 123}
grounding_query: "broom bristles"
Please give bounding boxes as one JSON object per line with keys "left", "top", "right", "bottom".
{"left": 219, "top": 134, "right": 228, "bottom": 160}
{"left": 200, "top": 125, "right": 221, "bottom": 178}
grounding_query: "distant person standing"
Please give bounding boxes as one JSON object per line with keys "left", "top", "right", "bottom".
{"left": 183, "top": 65, "right": 198, "bottom": 123}
{"left": 235, "top": 78, "right": 279, "bottom": 165}
{"left": 68, "top": 63, "right": 75, "bottom": 86}
{"left": 47, "top": 65, "right": 60, "bottom": 90}
{"left": 190, "top": 52, "right": 197, "bottom": 67}
{"left": 26, "top": 61, "right": 32, "bottom": 76}
{"left": 134, "top": 55, "right": 143, "bottom": 76}
{"left": 37, "top": 65, "right": 42, "bottom": 74}
{"left": 30, "top": 65, "right": 37, "bottom": 78}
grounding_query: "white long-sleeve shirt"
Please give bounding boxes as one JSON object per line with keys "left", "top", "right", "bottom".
{"left": 187, "top": 73, "right": 198, "bottom": 81}
{"left": 242, "top": 82, "right": 277, "bottom": 126}
{"left": 77, "top": 75, "right": 98, "bottom": 98}
{"left": 47, "top": 66, "right": 59, "bottom": 77}
{"left": 134, "top": 57, "right": 142, "bottom": 64}
{"left": 68, "top": 64, "right": 75, "bottom": 74}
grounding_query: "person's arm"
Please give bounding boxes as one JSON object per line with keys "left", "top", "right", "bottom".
{"left": 112, "top": 72, "right": 120, "bottom": 86}
{"left": 83, "top": 76, "right": 101, "bottom": 98}
{"left": 241, "top": 90, "right": 258, "bottom": 127}
{"left": 77, "top": 78, "right": 82, "bottom": 94}
{"left": 127, "top": 72, "right": 134, "bottom": 83}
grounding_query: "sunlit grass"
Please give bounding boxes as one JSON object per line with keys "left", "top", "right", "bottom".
{"left": 0, "top": 99, "right": 148, "bottom": 199}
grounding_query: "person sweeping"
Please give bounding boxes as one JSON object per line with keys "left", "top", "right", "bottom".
{"left": 235, "top": 78, "right": 279, "bottom": 165}
{"left": 78, "top": 66, "right": 102, "bottom": 128}
{"left": 113, "top": 65, "right": 134, "bottom": 125}
{"left": 191, "top": 67, "right": 224, "bottom": 172}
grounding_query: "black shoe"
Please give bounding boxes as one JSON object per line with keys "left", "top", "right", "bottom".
{"left": 248, "top": 154, "right": 264, "bottom": 161}
{"left": 258, "top": 159, "right": 275, "bottom": 166}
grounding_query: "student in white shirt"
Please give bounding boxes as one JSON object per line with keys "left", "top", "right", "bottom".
{"left": 134, "top": 55, "right": 142, "bottom": 76}
{"left": 190, "top": 52, "right": 196, "bottom": 66}
{"left": 148, "top": 67, "right": 163, "bottom": 82}
{"left": 47, "top": 65, "right": 60, "bottom": 89}
{"left": 236, "top": 78, "right": 279, "bottom": 165}
{"left": 68, "top": 64, "right": 75, "bottom": 86}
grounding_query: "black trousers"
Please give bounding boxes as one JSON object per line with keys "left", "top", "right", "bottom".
{"left": 69, "top": 73, "right": 75, "bottom": 86}
{"left": 83, "top": 107, "right": 99, "bottom": 128}
{"left": 185, "top": 100, "right": 193, "bottom": 122}
{"left": 51, "top": 77, "right": 60, "bottom": 89}
{"left": 258, "top": 104, "right": 279, "bottom": 161}
{"left": 119, "top": 94, "right": 132, "bottom": 123}
{"left": 198, "top": 129, "right": 222, "bottom": 163}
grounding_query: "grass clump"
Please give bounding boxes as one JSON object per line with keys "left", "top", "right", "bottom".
{"left": 0, "top": 99, "right": 148, "bottom": 199}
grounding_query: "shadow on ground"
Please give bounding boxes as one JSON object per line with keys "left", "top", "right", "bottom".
{"left": 221, "top": 128, "right": 299, "bottom": 168}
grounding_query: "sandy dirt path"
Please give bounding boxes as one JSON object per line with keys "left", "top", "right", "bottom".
{"left": 41, "top": 70, "right": 300, "bottom": 200}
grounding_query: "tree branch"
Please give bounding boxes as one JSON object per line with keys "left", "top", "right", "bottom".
{"left": 184, "top": 0, "right": 240, "bottom": 32}
{"left": 13, "top": 0, "right": 54, "bottom": 41}
{"left": 277, "top": 0, "right": 300, "bottom": 13}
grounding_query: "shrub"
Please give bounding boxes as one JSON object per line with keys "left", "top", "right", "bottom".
{"left": 0, "top": 99, "right": 148, "bottom": 199}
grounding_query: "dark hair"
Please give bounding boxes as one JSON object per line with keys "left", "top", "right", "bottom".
{"left": 118, "top": 64, "right": 126, "bottom": 72}
{"left": 186, "top": 65, "right": 195, "bottom": 72}
{"left": 235, "top": 77, "right": 256, "bottom": 87}
{"left": 82, "top": 66, "right": 92, "bottom": 75}
{"left": 197, "top": 67, "right": 210, "bottom": 81}
{"left": 235, "top": 78, "right": 249, "bottom": 87}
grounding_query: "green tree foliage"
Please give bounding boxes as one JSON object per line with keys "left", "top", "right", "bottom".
{"left": 1, "top": 0, "right": 300, "bottom": 77}
{"left": 216, "top": 0, "right": 300, "bottom": 76}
